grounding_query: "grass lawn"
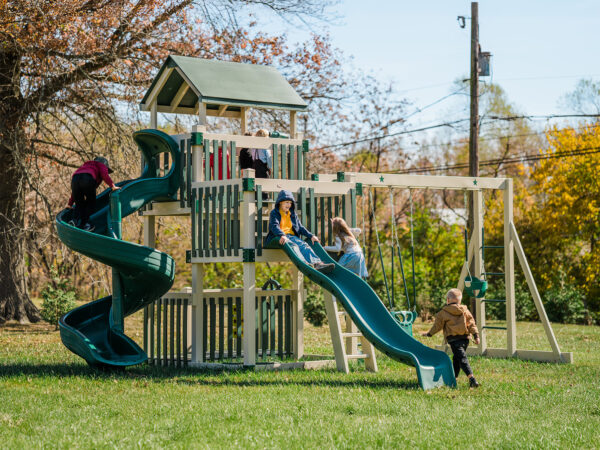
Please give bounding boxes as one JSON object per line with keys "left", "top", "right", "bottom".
{"left": 1, "top": 312, "right": 598, "bottom": 448}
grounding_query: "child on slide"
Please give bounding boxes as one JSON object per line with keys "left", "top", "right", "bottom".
{"left": 67, "top": 156, "right": 120, "bottom": 231}
{"left": 264, "top": 190, "right": 334, "bottom": 273}
{"left": 322, "top": 217, "right": 368, "bottom": 279}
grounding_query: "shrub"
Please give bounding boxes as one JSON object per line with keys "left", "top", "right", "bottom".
{"left": 304, "top": 285, "right": 327, "bottom": 326}
{"left": 543, "top": 283, "right": 588, "bottom": 324}
{"left": 40, "top": 268, "right": 77, "bottom": 330}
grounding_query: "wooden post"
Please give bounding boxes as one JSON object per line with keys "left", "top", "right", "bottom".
{"left": 191, "top": 264, "right": 204, "bottom": 363}
{"left": 143, "top": 215, "right": 155, "bottom": 358}
{"left": 192, "top": 124, "right": 205, "bottom": 182}
{"left": 292, "top": 266, "right": 304, "bottom": 359}
{"left": 290, "top": 110, "right": 297, "bottom": 139}
{"left": 150, "top": 101, "right": 157, "bottom": 129}
{"left": 473, "top": 189, "right": 486, "bottom": 354}
{"left": 240, "top": 107, "right": 248, "bottom": 134}
{"left": 504, "top": 178, "right": 517, "bottom": 356}
{"left": 241, "top": 169, "right": 256, "bottom": 366}
{"left": 198, "top": 103, "right": 207, "bottom": 127}
{"left": 510, "top": 223, "right": 563, "bottom": 360}
{"left": 323, "top": 291, "right": 349, "bottom": 373}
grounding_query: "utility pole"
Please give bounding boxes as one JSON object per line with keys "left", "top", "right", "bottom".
{"left": 468, "top": 1, "right": 479, "bottom": 317}
{"left": 468, "top": 1, "right": 479, "bottom": 233}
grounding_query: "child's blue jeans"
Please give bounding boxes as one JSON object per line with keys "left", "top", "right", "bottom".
{"left": 284, "top": 235, "right": 322, "bottom": 265}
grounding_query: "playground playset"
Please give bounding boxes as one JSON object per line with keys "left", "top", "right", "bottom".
{"left": 55, "top": 55, "right": 572, "bottom": 390}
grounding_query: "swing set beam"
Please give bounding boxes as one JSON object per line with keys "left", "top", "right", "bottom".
{"left": 332, "top": 171, "right": 572, "bottom": 365}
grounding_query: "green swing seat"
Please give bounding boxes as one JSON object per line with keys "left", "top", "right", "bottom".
{"left": 464, "top": 275, "right": 488, "bottom": 298}
{"left": 392, "top": 310, "right": 417, "bottom": 336}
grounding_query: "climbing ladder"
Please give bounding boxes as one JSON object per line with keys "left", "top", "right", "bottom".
{"left": 323, "top": 291, "right": 377, "bottom": 373}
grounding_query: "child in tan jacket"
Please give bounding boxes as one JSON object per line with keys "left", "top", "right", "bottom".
{"left": 421, "top": 288, "right": 481, "bottom": 388}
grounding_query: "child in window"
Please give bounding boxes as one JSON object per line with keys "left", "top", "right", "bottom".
{"left": 251, "top": 128, "right": 272, "bottom": 179}
{"left": 264, "top": 190, "right": 334, "bottom": 273}
{"left": 323, "top": 217, "right": 368, "bottom": 278}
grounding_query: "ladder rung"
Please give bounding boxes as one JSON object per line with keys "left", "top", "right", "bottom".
{"left": 342, "top": 332, "right": 362, "bottom": 338}
{"left": 483, "top": 245, "right": 504, "bottom": 249}
{"left": 484, "top": 272, "right": 504, "bottom": 276}
{"left": 347, "top": 354, "right": 368, "bottom": 359}
{"left": 482, "top": 325, "right": 507, "bottom": 330}
{"left": 482, "top": 299, "right": 506, "bottom": 303}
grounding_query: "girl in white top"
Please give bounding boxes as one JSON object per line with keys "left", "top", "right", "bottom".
{"left": 323, "top": 217, "right": 368, "bottom": 278}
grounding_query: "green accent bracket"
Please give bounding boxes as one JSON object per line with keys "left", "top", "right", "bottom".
{"left": 337, "top": 172, "right": 345, "bottom": 182}
{"left": 191, "top": 132, "right": 204, "bottom": 146}
{"left": 356, "top": 182, "right": 363, "bottom": 196}
{"left": 311, "top": 174, "right": 319, "bottom": 181}
{"left": 242, "top": 248, "right": 255, "bottom": 262}
{"left": 302, "top": 140, "right": 309, "bottom": 152}
{"left": 242, "top": 178, "right": 255, "bottom": 192}
{"left": 186, "top": 250, "right": 192, "bottom": 263}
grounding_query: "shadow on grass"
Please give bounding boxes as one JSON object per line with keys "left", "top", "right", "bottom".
{"left": 0, "top": 362, "right": 420, "bottom": 390}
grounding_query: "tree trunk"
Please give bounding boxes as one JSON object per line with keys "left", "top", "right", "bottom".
{"left": 0, "top": 49, "right": 40, "bottom": 324}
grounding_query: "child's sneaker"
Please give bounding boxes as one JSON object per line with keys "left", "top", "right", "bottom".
{"left": 68, "top": 220, "right": 77, "bottom": 227}
{"left": 313, "top": 262, "right": 334, "bottom": 274}
{"left": 82, "top": 223, "right": 95, "bottom": 232}
{"left": 469, "top": 377, "right": 480, "bottom": 388}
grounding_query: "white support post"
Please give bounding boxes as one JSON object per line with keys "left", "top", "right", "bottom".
{"left": 191, "top": 264, "right": 204, "bottom": 363}
{"left": 510, "top": 223, "right": 563, "bottom": 360}
{"left": 292, "top": 266, "right": 304, "bottom": 359}
{"left": 323, "top": 291, "right": 349, "bottom": 373}
{"left": 504, "top": 179, "right": 517, "bottom": 356}
{"left": 240, "top": 107, "right": 248, "bottom": 134}
{"left": 198, "top": 103, "right": 207, "bottom": 127}
{"left": 473, "top": 190, "right": 486, "bottom": 354}
{"left": 150, "top": 101, "right": 157, "bottom": 129}
{"left": 241, "top": 169, "right": 256, "bottom": 366}
{"left": 192, "top": 124, "right": 205, "bottom": 181}
{"left": 143, "top": 215, "right": 155, "bottom": 356}
{"left": 290, "top": 110, "right": 297, "bottom": 139}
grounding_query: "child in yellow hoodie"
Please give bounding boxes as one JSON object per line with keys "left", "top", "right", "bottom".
{"left": 421, "top": 288, "right": 481, "bottom": 388}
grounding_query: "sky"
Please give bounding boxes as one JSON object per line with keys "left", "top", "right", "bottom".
{"left": 263, "top": 0, "right": 600, "bottom": 136}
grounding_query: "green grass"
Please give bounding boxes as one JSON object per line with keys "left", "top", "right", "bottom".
{"left": 1, "top": 315, "right": 599, "bottom": 448}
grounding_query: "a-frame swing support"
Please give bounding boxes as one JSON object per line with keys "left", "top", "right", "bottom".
{"left": 328, "top": 172, "right": 573, "bottom": 365}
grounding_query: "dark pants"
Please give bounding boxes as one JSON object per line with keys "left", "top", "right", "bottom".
{"left": 71, "top": 173, "right": 97, "bottom": 227}
{"left": 449, "top": 338, "right": 473, "bottom": 377}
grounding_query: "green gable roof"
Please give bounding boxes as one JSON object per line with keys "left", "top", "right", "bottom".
{"left": 140, "top": 55, "right": 307, "bottom": 114}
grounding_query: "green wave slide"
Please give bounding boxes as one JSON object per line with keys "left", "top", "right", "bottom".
{"left": 280, "top": 241, "right": 457, "bottom": 390}
{"left": 55, "top": 129, "right": 181, "bottom": 368}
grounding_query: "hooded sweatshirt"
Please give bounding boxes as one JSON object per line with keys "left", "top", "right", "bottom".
{"left": 264, "top": 190, "right": 313, "bottom": 244}
{"left": 426, "top": 303, "right": 479, "bottom": 342}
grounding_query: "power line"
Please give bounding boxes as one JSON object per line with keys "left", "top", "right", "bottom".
{"left": 399, "top": 123, "right": 598, "bottom": 152}
{"left": 317, "top": 114, "right": 600, "bottom": 151}
{"left": 392, "top": 146, "right": 600, "bottom": 174}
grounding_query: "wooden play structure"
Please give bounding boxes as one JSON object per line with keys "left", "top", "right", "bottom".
{"left": 137, "top": 55, "right": 572, "bottom": 373}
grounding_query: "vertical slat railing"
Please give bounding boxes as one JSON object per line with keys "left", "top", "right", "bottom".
{"left": 218, "top": 186, "right": 225, "bottom": 257}
{"left": 203, "top": 187, "right": 210, "bottom": 257}
{"left": 204, "top": 139, "right": 210, "bottom": 181}
{"left": 272, "top": 144, "right": 279, "bottom": 179}
{"left": 191, "top": 188, "right": 196, "bottom": 257}
{"left": 209, "top": 297, "right": 216, "bottom": 360}
{"left": 227, "top": 297, "right": 233, "bottom": 358}
{"left": 233, "top": 185, "right": 240, "bottom": 256}
{"left": 211, "top": 186, "right": 217, "bottom": 257}
{"left": 197, "top": 187, "right": 203, "bottom": 257}
{"left": 226, "top": 185, "right": 232, "bottom": 256}
{"left": 219, "top": 298, "right": 225, "bottom": 360}
{"left": 256, "top": 186, "right": 263, "bottom": 256}
{"left": 186, "top": 139, "right": 192, "bottom": 207}
{"left": 289, "top": 145, "right": 296, "bottom": 180}
{"left": 183, "top": 298, "right": 188, "bottom": 366}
